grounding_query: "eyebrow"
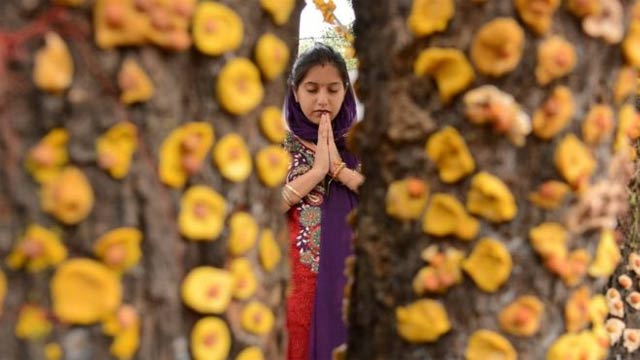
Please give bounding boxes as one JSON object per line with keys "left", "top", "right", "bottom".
{"left": 303, "top": 81, "right": 342, "bottom": 86}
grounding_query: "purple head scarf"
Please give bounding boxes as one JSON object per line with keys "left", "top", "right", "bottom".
{"left": 285, "top": 87, "right": 357, "bottom": 156}
{"left": 285, "top": 86, "right": 358, "bottom": 359}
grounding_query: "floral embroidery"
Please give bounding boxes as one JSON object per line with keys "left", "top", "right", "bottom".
{"left": 284, "top": 133, "right": 323, "bottom": 273}
{"left": 300, "top": 206, "right": 321, "bottom": 227}
{"left": 291, "top": 163, "right": 311, "bottom": 178}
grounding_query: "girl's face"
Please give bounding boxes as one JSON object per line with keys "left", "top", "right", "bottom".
{"left": 293, "top": 63, "right": 346, "bottom": 125}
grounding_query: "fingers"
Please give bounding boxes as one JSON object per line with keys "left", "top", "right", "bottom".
{"left": 320, "top": 116, "right": 330, "bottom": 144}
{"left": 318, "top": 117, "right": 326, "bottom": 139}
{"left": 321, "top": 113, "right": 335, "bottom": 146}
{"left": 325, "top": 116, "right": 335, "bottom": 142}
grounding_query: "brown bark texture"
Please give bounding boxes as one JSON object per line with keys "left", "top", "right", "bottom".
{"left": 0, "top": 0, "right": 302, "bottom": 359}
{"left": 349, "top": 0, "right": 638, "bottom": 359}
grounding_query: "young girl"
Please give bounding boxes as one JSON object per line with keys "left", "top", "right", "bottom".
{"left": 282, "top": 44, "right": 364, "bottom": 360}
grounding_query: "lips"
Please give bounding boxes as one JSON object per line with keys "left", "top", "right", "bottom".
{"left": 313, "top": 110, "right": 330, "bottom": 116}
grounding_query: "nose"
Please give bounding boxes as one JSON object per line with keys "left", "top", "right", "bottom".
{"left": 316, "top": 89, "right": 329, "bottom": 107}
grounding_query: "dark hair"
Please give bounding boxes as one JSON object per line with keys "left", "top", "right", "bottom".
{"left": 284, "top": 43, "right": 357, "bottom": 151}
{"left": 289, "top": 43, "right": 350, "bottom": 89}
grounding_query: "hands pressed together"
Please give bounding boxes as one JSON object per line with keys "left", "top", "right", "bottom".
{"left": 282, "top": 114, "right": 363, "bottom": 212}
{"left": 312, "top": 113, "right": 343, "bottom": 178}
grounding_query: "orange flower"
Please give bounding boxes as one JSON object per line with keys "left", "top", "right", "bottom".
{"left": 255, "top": 33, "right": 290, "bottom": 80}
{"left": 259, "top": 229, "right": 281, "bottom": 272}
{"left": 212, "top": 133, "right": 252, "bottom": 183}
{"left": 498, "top": 296, "right": 544, "bottom": 337}
{"left": 412, "top": 246, "right": 465, "bottom": 295}
{"left": 7, "top": 224, "right": 67, "bottom": 272}
{"left": 614, "top": 104, "right": 640, "bottom": 160}
{"left": 588, "top": 229, "right": 620, "bottom": 278}
{"left": 96, "top": 122, "right": 138, "bottom": 179}
{"left": 190, "top": 317, "right": 231, "bottom": 360}
{"left": 260, "top": 0, "right": 295, "bottom": 25}
{"left": 515, "top": 0, "right": 559, "bottom": 34}
{"left": 181, "top": 266, "right": 234, "bottom": 314}
{"left": 414, "top": 48, "right": 475, "bottom": 103}
{"left": 613, "top": 67, "right": 637, "bottom": 104}
{"left": 535, "top": 36, "right": 576, "bottom": 85}
{"left": 240, "top": 301, "right": 275, "bottom": 335}
{"left": 406, "top": 0, "right": 454, "bottom": 37}
{"left": 386, "top": 177, "right": 429, "bottom": 221}
{"left": 192, "top": 2, "right": 243, "bottom": 56}
{"left": 44, "top": 342, "right": 63, "bottom": 360}
{"left": 15, "top": 304, "right": 52, "bottom": 339}
{"left": 178, "top": 185, "right": 227, "bottom": 241}
{"left": 465, "top": 330, "right": 516, "bottom": 360}
{"left": 532, "top": 86, "right": 574, "bottom": 140}
{"left": 33, "top": 32, "right": 74, "bottom": 93}
{"left": 466, "top": 172, "right": 517, "bottom": 223}
{"left": 423, "top": 193, "right": 479, "bottom": 241}
{"left": 396, "top": 299, "right": 450, "bottom": 342}
{"left": 94, "top": 0, "right": 194, "bottom": 51}
{"left": 259, "top": 106, "right": 286, "bottom": 143}
{"left": 547, "top": 331, "right": 606, "bottom": 359}
{"left": 227, "top": 211, "right": 259, "bottom": 256}
{"left": 462, "top": 238, "right": 512, "bottom": 292}
{"left": 93, "top": 227, "right": 143, "bottom": 274}
{"left": 565, "top": 286, "right": 591, "bottom": 333}
{"left": 463, "top": 85, "right": 531, "bottom": 146}
{"left": 216, "top": 58, "right": 264, "bottom": 115}
{"left": 236, "top": 347, "right": 264, "bottom": 360}
{"left": 25, "top": 128, "right": 69, "bottom": 184}
{"left": 426, "top": 126, "right": 475, "bottom": 182}
{"left": 255, "top": 146, "right": 290, "bottom": 187}
{"left": 229, "top": 258, "right": 257, "bottom": 300}
{"left": 582, "top": 105, "right": 614, "bottom": 145}
{"left": 118, "top": 58, "right": 154, "bottom": 105}
{"left": 51, "top": 258, "right": 122, "bottom": 324}
{"left": 528, "top": 180, "right": 571, "bottom": 209}
{"left": 471, "top": 18, "right": 524, "bottom": 77}
{"left": 159, "top": 122, "right": 214, "bottom": 188}
{"left": 94, "top": 0, "right": 149, "bottom": 49}
{"left": 40, "top": 167, "right": 94, "bottom": 225}
{"left": 102, "top": 304, "right": 141, "bottom": 360}
{"left": 554, "top": 134, "right": 595, "bottom": 192}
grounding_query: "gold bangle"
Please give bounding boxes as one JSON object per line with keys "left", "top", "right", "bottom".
{"left": 285, "top": 183, "right": 303, "bottom": 199}
{"left": 282, "top": 188, "right": 294, "bottom": 206}
{"left": 332, "top": 162, "right": 346, "bottom": 179}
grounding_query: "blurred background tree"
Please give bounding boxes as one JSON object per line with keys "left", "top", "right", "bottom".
{"left": 347, "top": 0, "right": 639, "bottom": 359}
{"left": 0, "top": 0, "right": 302, "bottom": 359}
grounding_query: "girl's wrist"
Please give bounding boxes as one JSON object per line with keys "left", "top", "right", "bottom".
{"left": 330, "top": 161, "right": 346, "bottom": 179}
{"left": 330, "top": 159, "right": 344, "bottom": 174}
{"left": 309, "top": 168, "right": 327, "bottom": 183}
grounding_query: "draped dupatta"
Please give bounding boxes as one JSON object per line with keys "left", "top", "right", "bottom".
{"left": 285, "top": 88, "right": 358, "bottom": 359}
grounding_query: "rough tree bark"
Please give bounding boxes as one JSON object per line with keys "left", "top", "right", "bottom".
{"left": 349, "top": 0, "right": 638, "bottom": 359}
{"left": 0, "top": 0, "right": 301, "bottom": 359}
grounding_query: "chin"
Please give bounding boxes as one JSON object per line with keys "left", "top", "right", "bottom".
{"left": 306, "top": 115, "right": 321, "bottom": 125}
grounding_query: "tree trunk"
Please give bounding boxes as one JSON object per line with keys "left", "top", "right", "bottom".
{"left": 349, "top": 0, "right": 637, "bottom": 359}
{"left": 0, "top": 0, "right": 301, "bottom": 359}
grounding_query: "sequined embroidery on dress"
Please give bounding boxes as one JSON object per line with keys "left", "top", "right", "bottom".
{"left": 284, "top": 133, "right": 324, "bottom": 273}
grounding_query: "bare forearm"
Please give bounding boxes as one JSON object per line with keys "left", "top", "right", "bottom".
{"left": 335, "top": 167, "right": 364, "bottom": 193}
{"left": 281, "top": 169, "right": 325, "bottom": 212}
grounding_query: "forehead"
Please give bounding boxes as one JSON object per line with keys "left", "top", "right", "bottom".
{"left": 300, "top": 63, "right": 343, "bottom": 84}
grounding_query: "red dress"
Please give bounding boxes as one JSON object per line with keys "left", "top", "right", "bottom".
{"left": 284, "top": 135, "right": 324, "bottom": 360}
